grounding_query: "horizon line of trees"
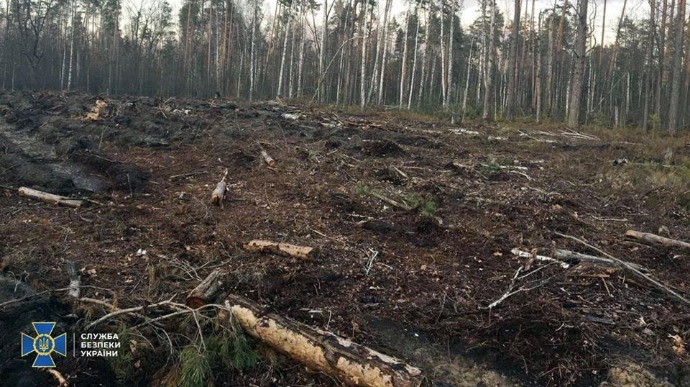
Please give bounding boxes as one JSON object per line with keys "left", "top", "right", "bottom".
{"left": 0, "top": 0, "right": 687, "bottom": 132}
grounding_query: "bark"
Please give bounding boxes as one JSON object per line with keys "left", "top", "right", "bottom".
{"left": 243, "top": 240, "right": 320, "bottom": 260}
{"left": 505, "top": 0, "right": 521, "bottom": 119}
{"left": 18, "top": 187, "right": 83, "bottom": 208}
{"left": 657, "top": 0, "right": 668, "bottom": 121}
{"left": 417, "top": 1, "right": 432, "bottom": 107}
{"left": 378, "top": 0, "right": 393, "bottom": 104}
{"left": 461, "top": 35, "right": 475, "bottom": 122}
{"left": 260, "top": 150, "right": 277, "bottom": 167}
{"left": 444, "top": 0, "right": 456, "bottom": 110}
{"left": 186, "top": 268, "right": 225, "bottom": 308}
{"left": 407, "top": 5, "right": 420, "bottom": 110}
{"left": 225, "top": 294, "right": 423, "bottom": 387}
{"left": 277, "top": 16, "right": 291, "bottom": 99}
{"left": 667, "top": 0, "right": 686, "bottom": 135}
{"left": 566, "top": 0, "right": 588, "bottom": 128}
{"left": 297, "top": 0, "right": 306, "bottom": 97}
{"left": 359, "top": 1, "right": 368, "bottom": 110}
{"left": 319, "top": 0, "right": 329, "bottom": 102}
{"left": 399, "top": 9, "right": 410, "bottom": 109}
{"left": 483, "top": 0, "right": 497, "bottom": 121}
{"left": 439, "top": 4, "right": 447, "bottom": 108}
{"left": 249, "top": 4, "right": 258, "bottom": 101}
{"left": 625, "top": 230, "right": 690, "bottom": 250}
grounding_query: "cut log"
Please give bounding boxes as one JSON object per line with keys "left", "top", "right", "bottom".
{"left": 225, "top": 294, "right": 422, "bottom": 387}
{"left": 625, "top": 230, "right": 690, "bottom": 250}
{"left": 260, "top": 150, "right": 277, "bottom": 167}
{"left": 243, "top": 240, "right": 319, "bottom": 260}
{"left": 186, "top": 269, "right": 225, "bottom": 309}
{"left": 211, "top": 170, "right": 228, "bottom": 206}
{"left": 18, "top": 187, "right": 83, "bottom": 208}
{"left": 261, "top": 150, "right": 277, "bottom": 168}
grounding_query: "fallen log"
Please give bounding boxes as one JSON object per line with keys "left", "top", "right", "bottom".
{"left": 243, "top": 240, "right": 319, "bottom": 260}
{"left": 211, "top": 170, "right": 228, "bottom": 206}
{"left": 625, "top": 230, "right": 690, "bottom": 250}
{"left": 225, "top": 294, "right": 422, "bottom": 387}
{"left": 18, "top": 187, "right": 83, "bottom": 208}
{"left": 260, "top": 150, "right": 277, "bottom": 167}
{"left": 186, "top": 269, "right": 225, "bottom": 308}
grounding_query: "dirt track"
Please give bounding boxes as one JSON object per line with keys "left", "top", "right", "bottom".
{"left": 1, "top": 91, "right": 689, "bottom": 386}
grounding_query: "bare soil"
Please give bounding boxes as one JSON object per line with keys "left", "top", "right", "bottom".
{"left": 1, "top": 91, "right": 689, "bottom": 386}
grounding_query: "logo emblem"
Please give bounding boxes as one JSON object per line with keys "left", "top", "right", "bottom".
{"left": 21, "top": 322, "right": 67, "bottom": 367}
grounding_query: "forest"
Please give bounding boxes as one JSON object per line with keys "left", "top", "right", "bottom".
{"left": 0, "top": 0, "right": 688, "bottom": 132}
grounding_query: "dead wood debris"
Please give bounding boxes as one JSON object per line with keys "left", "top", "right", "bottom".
{"left": 18, "top": 187, "right": 83, "bottom": 208}
{"left": 243, "top": 240, "right": 320, "bottom": 260}
{"left": 225, "top": 294, "right": 423, "bottom": 387}
{"left": 625, "top": 229, "right": 690, "bottom": 250}
{"left": 555, "top": 232, "right": 690, "bottom": 306}
{"left": 185, "top": 268, "right": 225, "bottom": 308}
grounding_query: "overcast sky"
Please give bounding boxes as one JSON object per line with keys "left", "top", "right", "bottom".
{"left": 167, "top": 0, "right": 652, "bottom": 46}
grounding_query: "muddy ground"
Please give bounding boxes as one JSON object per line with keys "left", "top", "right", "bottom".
{"left": 1, "top": 91, "right": 689, "bottom": 386}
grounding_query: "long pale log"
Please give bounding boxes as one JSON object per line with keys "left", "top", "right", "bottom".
{"left": 625, "top": 230, "right": 690, "bottom": 250}
{"left": 18, "top": 187, "right": 83, "bottom": 208}
{"left": 243, "top": 240, "right": 319, "bottom": 260}
{"left": 225, "top": 294, "right": 422, "bottom": 387}
{"left": 186, "top": 269, "right": 225, "bottom": 308}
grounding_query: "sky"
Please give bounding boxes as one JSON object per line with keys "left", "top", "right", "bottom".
{"left": 167, "top": 0, "right": 653, "bottom": 46}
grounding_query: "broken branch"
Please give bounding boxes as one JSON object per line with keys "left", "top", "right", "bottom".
{"left": 18, "top": 187, "right": 83, "bottom": 208}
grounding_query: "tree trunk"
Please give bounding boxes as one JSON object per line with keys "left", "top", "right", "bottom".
{"left": 277, "top": 15, "right": 291, "bottom": 99}
{"left": 417, "top": 1, "right": 432, "bottom": 107}
{"left": 505, "top": 0, "right": 521, "bottom": 119}
{"left": 399, "top": 9, "right": 410, "bottom": 109}
{"left": 667, "top": 0, "right": 686, "bottom": 135}
{"left": 483, "top": 0, "right": 497, "bottom": 121}
{"left": 566, "top": 0, "right": 588, "bottom": 128}
{"left": 319, "top": 0, "right": 329, "bottom": 102}
{"left": 444, "top": 0, "right": 456, "bottom": 110}
{"left": 360, "top": 1, "right": 368, "bottom": 110}
{"left": 408, "top": 5, "right": 421, "bottom": 110}
{"left": 378, "top": 0, "right": 392, "bottom": 104}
